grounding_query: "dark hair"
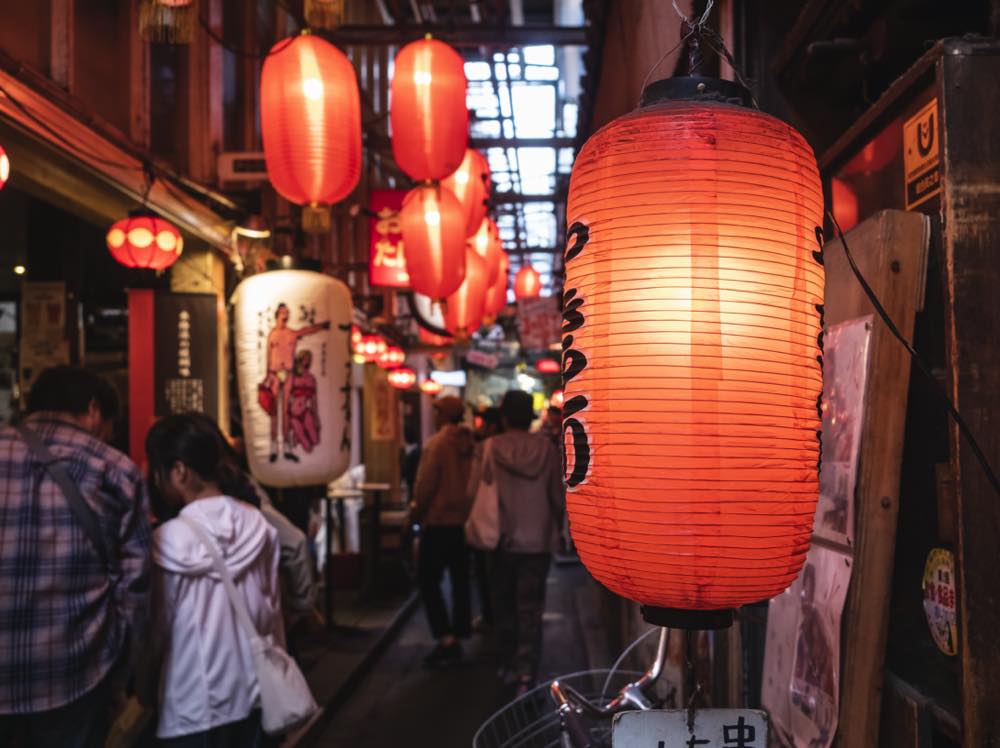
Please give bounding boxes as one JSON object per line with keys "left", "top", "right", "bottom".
{"left": 27, "top": 365, "right": 120, "bottom": 420}
{"left": 480, "top": 407, "right": 503, "bottom": 430}
{"left": 500, "top": 390, "right": 534, "bottom": 430}
{"left": 145, "top": 413, "right": 257, "bottom": 518}
{"left": 275, "top": 303, "right": 288, "bottom": 319}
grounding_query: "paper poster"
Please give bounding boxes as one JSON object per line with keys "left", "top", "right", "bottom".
{"left": 922, "top": 548, "right": 958, "bottom": 656}
{"left": 19, "top": 282, "right": 70, "bottom": 395}
{"left": 517, "top": 296, "right": 561, "bottom": 351}
{"left": 903, "top": 98, "right": 941, "bottom": 209}
{"left": 813, "top": 317, "right": 872, "bottom": 547}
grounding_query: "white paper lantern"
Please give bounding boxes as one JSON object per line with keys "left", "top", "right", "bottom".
{"left": 233, "top": 269, "right": 352, "bottom": 487}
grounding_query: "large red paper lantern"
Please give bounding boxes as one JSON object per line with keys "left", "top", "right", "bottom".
{"left": 470, "top": 217, "right": 502, "bottom": 287}
{"left": 0, "top": 145, "right": 9, "bottom": 190}
{"left": 390, "top": 38, "right": 468, "bottom": 181}
{"left": 443, "top": 248, "right": 488, "bottom": 337}
{"left": 513, "top": 265, "right": 541, "bottom": 300}
{"left": 400, "top": 184, "right": 466, "bottom": 300}
{"left": 442, "top": 149, "right": 490, "bottom": 237}
{"left": 483, "top": 251, "right": 510, "bottom": 316}
{"left": 563, "top": 78, "right": 824, "bottom": 627}
{"left": 377, "top": 345, "right": 406, "bottom": 370}
{"left": 106, "top": 212, "right": 184, "bottom": 270}
{"left": 261, "top": 32, "right": 361, "bottom": 228}
{"left": 388, "top": 367, "right": 417, "bottom": 390}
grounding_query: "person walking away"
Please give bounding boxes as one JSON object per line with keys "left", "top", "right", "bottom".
{"left": 143, "top": 414, "right": 284, "bottom": 746}
{"left": 410, "top": 396, "right": 475, "bottom": 666}
{"left": 0, "top": 366, "right": 151, "bottom": 748}
{"left": 489, "top": 391, "right": 564, "bottom": 694}
{"left": 468, "top": 406, "right": 503, "bottom": 630}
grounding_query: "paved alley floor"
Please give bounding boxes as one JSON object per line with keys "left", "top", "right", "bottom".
{"left": 310, "top": 561, "right": 595, "bottom": 748}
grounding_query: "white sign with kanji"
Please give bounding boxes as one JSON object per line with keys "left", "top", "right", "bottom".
{"left": 612, "top": 709, "right": 768, "bottom": 748}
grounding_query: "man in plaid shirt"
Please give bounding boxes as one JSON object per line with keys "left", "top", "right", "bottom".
{"left": 0, "top": 366, "right": 151, "bottom": 747}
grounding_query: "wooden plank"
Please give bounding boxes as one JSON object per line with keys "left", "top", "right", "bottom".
{"left": 939, "top": 40, "right": 1000, "bottom": 748}
{"left": 823, "top": 210, "right": 929, "bottom": 748}
{"left": 126, "top": 0, "right": 150, "bottom": 147}
{"left": 50, "top": 0, "right": 74, "bottom": 90}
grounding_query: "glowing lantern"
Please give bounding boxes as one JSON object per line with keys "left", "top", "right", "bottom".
{"left": 514, "top": 265, "right": 541, "bottom": 300}
{"left": 470, "top": 217, "right": 502, "bottom": 287}
{"left": 420, "top": 379, "right": 443, "bottom": 395}
{"left": 0, "top": 145, "right": 9, "bottom": 190}
{"left": 444, "top": 248, "right": 489, "bottom": 338}
{"left": 390, "top": 37, "right": 468, "bottom": 181}
{"left": 351, "top": 326, "right": 366, "bottom": 364}
{"left": 563, "top": 77, "right": 824, "bottom": 627}
{"left": 388, "top": 367, "right": 417, "bottom": 390}
{"left": 261, "top": 32, "right": 361, "bottom": 232}
{"left": 550, "top": 389, "right": 564, "bottom": 409}
{"left": 360, "top": 334, "right": 386, "bottom": 363}
{"left": 442, "top": 149, "right": 491, "bottom": 237}
{"left": 419, "top": 327, "right": 452, "bottom": 347}
{"left": 536, "top": 358, "right": 560, "bottom": 374}
{"left": 483, "top": 251, "right": 510, "bottom": 316}
{"left": 106, "top": 212, "right": 184, "bottom": 270}
{"left": 400, "top": 184, "right": 466, "bottom": 300}
{"left": 377, "top": 345, "right": 406, "bottom": 370}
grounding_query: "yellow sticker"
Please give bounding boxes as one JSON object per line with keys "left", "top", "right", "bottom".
{"left": 903, "top": 98, "right": 941, "bottom": 209}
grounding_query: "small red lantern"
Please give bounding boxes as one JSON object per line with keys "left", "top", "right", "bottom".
{"left": 388, "top": 367, "right": 417, "bottom": 390}
{"left": 442, "top": 149, "right": 490, "bottom": 237}
{"left": 360, "top": 334, "right": 386, "bottom": 363}
{"left": 400, "top": 184, "right": 467, "bottom": 300}
{"left": 377, "top": 345, "right": 406, "bottom": 370}
{"left": 0, "top": 145, "right": 10, "bottom": 190}
{"left": 470, "top": 217, "right": 502, "bottom": 287}
{"left": 513, "top": 265, "right": 541, "bottom": 300}
{"left": 420, "top": 379, "right": 443, "bottom": 395}
{"left": 444, "top": 248, "right": 489, "bottom": 337}
{"left": 261, "top": 32, "right": 361, "bottom": 230}
{"left": 419, "top": 327, "right": 452, "bottom": 347}
{"left": 390, "top": 37, "right": 468, "bottom": 181}
{"left": 483, "top": 251, "right": 509, "bottom": 316}
{"left": 550, "top": 389, "right": 564, "bottom": 409}
{"left": 106, "top": 211, "right": 184, "bottom": 270}
{"left": 536, "top": 358, "right": 560, "bottom": 374}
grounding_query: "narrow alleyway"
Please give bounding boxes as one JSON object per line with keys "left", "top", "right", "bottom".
{"left": 311, "top": 562, "right": 595, "bottom": 748}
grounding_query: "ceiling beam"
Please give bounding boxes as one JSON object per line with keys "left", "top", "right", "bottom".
{"left": 324, "top": 24, "right": 588, "bottom": 47}
{"left": 491, "top": 192, "right": 565, "bottom": 204}
{"left": 471, "top": 136, "right": 575, "bottom": 148}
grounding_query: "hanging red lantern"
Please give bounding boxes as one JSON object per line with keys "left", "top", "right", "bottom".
{"left": 387, "top": 367, "right": 417, "bottom": 390}
{"left": 443, "top": 248, "right": 489, "bottom": 337}
{"left": 0, "top": 145, "right": 9, "bottom": 190}
{"left": 400, "top": 184, "right": 467, "bottom": 300}
{"left": 513, "top": 265, "right": 541, "bottom": 300}
{"left": 377, "top": 345, "right": 406, "bottom": 370}
{"left": 563, "top": 77, "right": 824, "bottom": 627}
{"left": 106, "top": 211, "right": 184, "bottom": 270}
{"left": 420, "top": 379, "right": 443, "bottom": 395}
{"left": 390, "top": 37, "right": 468, "bottom": 181}
{"left": 536, "top": 358, "right": 561, "bottom": 374}
{"left": 419, "top": 327, "right": 452, "bottom": 347}
{"left": 261, "top": 32, "right": 361, "bottom": 232}
{"left": 442, "top": 149, "right": 491, "bottom": 237}
{"left": 360, "top": 334, "right": 386, "bottom": 363}
{"left": 470, "top": 217, "right": 502, "bottom": 287}
{"left": 483, "top": 251, "right": 510, "bottom": 316}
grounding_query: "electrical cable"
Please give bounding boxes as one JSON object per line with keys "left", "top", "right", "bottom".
{"left": 826, "top": 210, "right": 1000, "bottom": 498}
{"left": 598, "top": 625, "right": 661, "bottom": 705}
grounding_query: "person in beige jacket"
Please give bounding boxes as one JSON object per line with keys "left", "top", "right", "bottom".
{"left": 410, "top": 397, "right": 476, "bottom": 666}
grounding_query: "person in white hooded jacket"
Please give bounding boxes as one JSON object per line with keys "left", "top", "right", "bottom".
{"left": 143, "top": 414, "right": 283, "bottom": 747}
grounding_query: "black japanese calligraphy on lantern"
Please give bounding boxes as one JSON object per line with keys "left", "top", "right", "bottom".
{"left": 562, "top": 221, "right": 592, "bottom": 488}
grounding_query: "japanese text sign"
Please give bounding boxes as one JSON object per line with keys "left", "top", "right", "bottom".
{"left": 612, "top": 709, "right": 768, "bottom": 748}
{"left": 369, "top": 190, "right": 410, "bottom": 288}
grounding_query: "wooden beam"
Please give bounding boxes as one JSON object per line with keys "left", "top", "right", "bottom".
{"left": 187, "top": 0, "right": 224, "bottom": 182}
{"left": 127, "top": 0, "right": 151, "bottom": 147}
{"left": 321, "top": 24, "right": 588, "bottom": 47}
{"left": 471, "top": 136, "right": 575, "bottom": 148}
{"left": 50, "top": 0, "right": 74, "bottom": 91}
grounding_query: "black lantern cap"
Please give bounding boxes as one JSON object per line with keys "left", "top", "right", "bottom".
{"left": 640, "top": 76, "right": 753, "bottom": 108}
{"left": 641, "top": 605, "right": 735, "bottom": 630}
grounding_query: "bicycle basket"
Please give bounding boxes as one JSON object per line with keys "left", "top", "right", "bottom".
{"left": 472, "top": 669, "right": 643, "bottom": 748}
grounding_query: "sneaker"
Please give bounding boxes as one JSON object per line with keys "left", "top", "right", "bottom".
{"left": 423, "top": 641, "right": 463, "bottom": 668}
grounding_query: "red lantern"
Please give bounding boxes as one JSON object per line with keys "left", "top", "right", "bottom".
{"left": 483, "top": 251, "right": 509, "bottom": 316}
{"left": 106, "top": 212, "right": 184, "bottom": 270}
{"left": 564, "top": 79, "right": 824, "bottom": 625}
{"left": 470, "top": 217, "right": 502, "bottom": 287}
{"left": 360, "top": 334, "right": 386, "bottom": 363}
{"left": 261, "top": 32, "right": 361, "bottom": 229}
{"left": 513, "top": 265, "right": 541, "bottom": 300}
{"left": 0, "top": 145, "right": 9, "bottom": 190}
{"left": 420, "top": 379, "right": 443, "bottom": 395}
{"left": 390, "top": 38, "right": 468, "bottom": 181}
{"left": 388, "top": 367, "right": 417, "bottom": 390}
{"left": 419, "top": 327, "right": 452, "bottom": 347}
{"left": 536, "top": 358, "right": 560, "bottom": 374}
{"left": 377, "top": 345, "right": 406, "bottom": 370}
{"left": 444, "top": 248, "right": 489, "bottom": 337}
{"left": 400, "top": 184, "right": 467, "bottom": 300}
{"left": 442, "top": 149, "right": 490, "bottom": 237}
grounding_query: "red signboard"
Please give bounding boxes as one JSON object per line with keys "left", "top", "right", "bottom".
{"left": 369, "top": 190, "right": 409, "bottom": 288}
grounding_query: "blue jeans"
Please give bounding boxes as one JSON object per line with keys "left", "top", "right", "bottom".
{"left": 0, "top": 673, "right": 111, "bottom": 748}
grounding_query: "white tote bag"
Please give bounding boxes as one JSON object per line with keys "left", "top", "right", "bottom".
{"left": 465, "top": 440, "right": 501, "bottom": 550}
{"left": 180, "top": 517, "right": 318, "bottom": 736}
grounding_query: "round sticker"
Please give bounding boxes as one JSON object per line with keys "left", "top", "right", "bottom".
{"left": 922, "top": 548, "right": 958, "bottom": 656}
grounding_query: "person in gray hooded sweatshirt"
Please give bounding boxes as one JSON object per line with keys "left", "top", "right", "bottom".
{"left": 487, "top": 390, "right": 564, "bottom": 693}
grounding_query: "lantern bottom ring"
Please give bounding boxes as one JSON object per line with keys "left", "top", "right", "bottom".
{"left": 640, "top": 605, "right": 734, "bottom": 630}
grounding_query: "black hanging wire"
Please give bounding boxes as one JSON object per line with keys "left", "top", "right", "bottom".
{"left": 824, "top": 211, "right": 1000, "bottom": 499}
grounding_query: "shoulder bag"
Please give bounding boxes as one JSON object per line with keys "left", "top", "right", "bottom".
{"left": 178, "top": 516, "right": 318, "bottom": 737}
{"left": 465, "top": 439, "right": 500, "bottom": 550}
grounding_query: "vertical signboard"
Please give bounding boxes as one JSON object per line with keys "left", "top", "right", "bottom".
{"left": 369, "top": 190, "right": 410, "bottom": 288}
{"left": 154, "top": 292, "right": 219, "bottom": 418}
{"left": 19, "top": 281, "right": 70, "bottom": 395}
{"left": 903, "top": 98, "right": 941, "bottom": 209}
